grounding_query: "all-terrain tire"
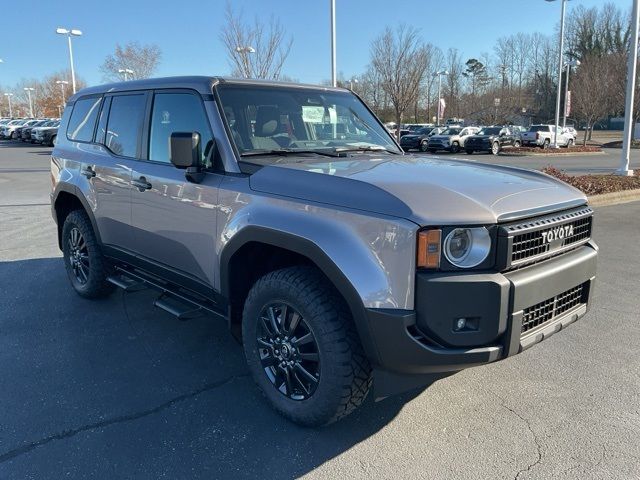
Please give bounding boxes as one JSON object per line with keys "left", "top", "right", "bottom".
{"left": 62, "top": 210, "right": 114, "bottom": 298}
{"left": 242, "top": 266, "right": 372, "bottom": 427}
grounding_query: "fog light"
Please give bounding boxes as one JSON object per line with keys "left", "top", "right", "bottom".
{"left": 453, "top": 317, "right": 479, "bottom": 332}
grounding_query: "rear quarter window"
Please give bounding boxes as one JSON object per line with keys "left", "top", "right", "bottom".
{"left": 66, "top": 96, "right": 102, "bottom": 142}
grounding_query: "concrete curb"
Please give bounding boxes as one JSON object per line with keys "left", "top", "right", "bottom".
{"left": 499, "top": 150, "right": 605, "bottom": 157}
{"left": 588, "top": 188, "right": 640, "bottom": 207}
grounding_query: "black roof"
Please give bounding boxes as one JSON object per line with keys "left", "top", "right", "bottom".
{"left": 69, "top": 76, "right": 347, "bottom": 102}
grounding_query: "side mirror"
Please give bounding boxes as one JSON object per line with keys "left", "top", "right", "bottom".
{"left": 169, "top": 132, "right": 201, "bottom": 168}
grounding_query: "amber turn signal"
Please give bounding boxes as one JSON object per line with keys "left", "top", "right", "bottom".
{"left": 417, "top": 229, "right": 441, "bottom": 269}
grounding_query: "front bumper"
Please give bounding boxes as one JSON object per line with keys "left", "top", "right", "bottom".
{"left": 366, "top": 242, "right": 597, "bottom": 383}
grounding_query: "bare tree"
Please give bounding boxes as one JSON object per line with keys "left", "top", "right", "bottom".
{"left": 370, "top": 25, "right": 428, "bottom": 138}
{"left": 100, "top": 42, "right": 162, "bottom": 82}
{"left": 220, "top": 3, "right": 293, "bottom": 80}
{"left": 572, "top": 55, "right": 614, "bottom": 144}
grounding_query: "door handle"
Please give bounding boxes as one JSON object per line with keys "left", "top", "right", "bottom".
{"left": 81, "top": 166, "right": 96, "bottom": 179}
{"left": 132, "top": 176, "right": 152, "bottom": 191}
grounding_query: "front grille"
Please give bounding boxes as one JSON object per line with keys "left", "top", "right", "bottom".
{"left": 500, "top": 206, "right": 593, "bottom": 269}
{"left": 521, "top": 283, "right": 586, "bottom": 335}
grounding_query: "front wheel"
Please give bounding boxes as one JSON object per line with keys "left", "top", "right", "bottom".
{"left": 420, "top": 140, "right": 429, "bottom": 152}
{"left": 491, "top": 142, "right": 500, "bottom": 155}
{"left": 514, "top": 140, "right": 521, "bottom": 148}
{"left": 450, "top": 142, "right": 460, "bottom": 153}
{"left": 62, "top": 210, "right": 114, "bottom": 298}
{"left": 465, "top": 149, "right": 474, "bottom": 155}
{"left": 242, "top": 266, "right": 372, "bottom": 427}
{"left": 567, "top": 139, "right": 574, "bottom": 148}
{"left": 50, "top": 135, "right": 57, "bottom": 147}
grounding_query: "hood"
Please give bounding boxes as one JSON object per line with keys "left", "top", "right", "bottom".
{"left": 249, "top": 155, "right": 587, "bottom": 226}
{"left": 468, "top": 135, "right": 496, "bottom": 140}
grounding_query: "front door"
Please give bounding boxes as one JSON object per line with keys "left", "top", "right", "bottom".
{"left": 130, "top": 90, "right": 221, "bottom": 288}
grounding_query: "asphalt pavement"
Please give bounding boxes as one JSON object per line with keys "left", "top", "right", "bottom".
{"left": 0, "top": 142, "right": 639, "bottom": 479}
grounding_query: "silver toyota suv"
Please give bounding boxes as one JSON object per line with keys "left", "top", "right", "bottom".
{"left": 51, "top": 77, "right": 598, "bottom": 426}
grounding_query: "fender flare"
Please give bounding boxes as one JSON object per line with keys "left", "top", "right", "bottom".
{"left": 219, "top": 225, "right": 383, "bottom": 366}
{"left": 51, "top": 183, "right": 102, "bottom": 248}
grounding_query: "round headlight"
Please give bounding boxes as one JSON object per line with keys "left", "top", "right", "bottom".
{"left": 443, "top": 227, "right": 491, "bottom": 268}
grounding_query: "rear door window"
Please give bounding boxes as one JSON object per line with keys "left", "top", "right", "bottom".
{"left": 105, "top": 94, "right": 147, "bottom": 158}
{"left": 66, "top": 96, "right": 102, "bottom": 142}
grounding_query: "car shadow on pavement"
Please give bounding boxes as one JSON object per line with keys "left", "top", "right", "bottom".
{"left": 0, "top": 257, "right": 433, "bottom": 478}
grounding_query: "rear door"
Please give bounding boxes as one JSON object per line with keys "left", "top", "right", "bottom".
{"left": 130, "top": 90, "right": 222, "bottom": 289}
{"left": 65, "top": 95, "right": 139, "bottom": 252}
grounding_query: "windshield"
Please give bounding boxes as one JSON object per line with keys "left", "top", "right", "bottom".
{"left": 441, "top": 128, "right": 461, "bottom": 135}
{"left": 216, "top": 84, "right": 400, "bottom": 163}
{"left": 417, "top": 127, "right": 432, "bottom": 135}
{"left": 478, "top": 127, "right": 501, "bottom": 135}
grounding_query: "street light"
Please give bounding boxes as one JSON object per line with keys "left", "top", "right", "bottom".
{"left": 56, "top": 80, "right": 69, "bottom": 112}
{"left": 619, "top": 0, "right": 639, "bottom": 176}
{"left": 118, "top": 68, "right": 134, "bottom": 81}
{"left": 235, "top": 46, "right": 255, "bottom": 78}
{"left": 434, "top": 70, "right": 449, "bottom": 126}
{"left": 562, "top": 59, "right": 580, "bottom": 128}
{"left": 3, "top": 93, "right": 13, "bottom": 117}
{"left": 330, "top": 0, "right": 336, "bottom": 87}
{"left": 23, "top": 87, "right": 35, "bottom": 118}
{"left": 545, "top": 0, "right": 569, "bottom": 148}
{"left": 56, "top": 27, "right": 82, "bottom": 94}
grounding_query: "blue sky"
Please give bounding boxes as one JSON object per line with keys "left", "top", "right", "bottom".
{"left": 0, "top": 0, "right": 629, "bottom": 88}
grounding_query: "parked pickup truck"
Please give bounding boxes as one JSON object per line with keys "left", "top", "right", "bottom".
{"left": 521, "top": 125, "right": 574, "bottom": 148}
{"left": 51, "top": 76, "right": 598, "bottom": 426}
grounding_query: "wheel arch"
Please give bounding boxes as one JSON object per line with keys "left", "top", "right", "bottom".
{"left": 52, "top": 185, "right": 101, "bottom": 250}
{"left": 220, "top": 226, "right": 382, "bottom": 365}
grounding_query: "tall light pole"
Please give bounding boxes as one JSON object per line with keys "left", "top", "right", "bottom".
{"left": 619, "top": 0, "right": 639, "bottom": 176}
{"left": 3, "top": 93, "right": 13, "bottom": 117}
{"left": 23, "top": 87, "right": 35, "bottom": 118}
{"left": 546, "top": 0, "right": 568, "bottom": 148}
{"left": 235, "top": 46, "right": 255, "bottom": 78}
{"left": 56, "top": 80, "right": 69, "bottom": 113}
{"left": 330, "top": 0, "right": 336, "bottom": 87}
{"left": 56, "top": 27, "right": 82, "bottom": 94}
{"left": 434, "top": 70, "right": 449, "bottom": 126}
{"left": 562, "top": 59, "right": 580, "bottom": 128}
{"left": 118, "top": 68, "right": 134, "bottom": 81}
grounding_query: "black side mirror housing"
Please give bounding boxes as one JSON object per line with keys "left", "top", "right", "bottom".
{"left": 169, "top": 132, "right": 201, "bottom": 168}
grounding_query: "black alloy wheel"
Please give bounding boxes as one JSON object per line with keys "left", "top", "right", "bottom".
{"left": 450, "top": 141, "right": 460, "bottom": 153}
{"left": 67, "top": 226, "right": 90, "bottom": 285}
{"left": 257, "top": 302, "right": 320, "bottom": 400}
{"left": 420, "top": 140, "right": 429, "bottom": 152}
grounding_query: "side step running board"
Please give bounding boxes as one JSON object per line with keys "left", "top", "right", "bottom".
{"left": 108, "top": 266, "right": 226, "bottom": 322}
{"left": 154, "top": 295, "right": 203, "bottom": 321}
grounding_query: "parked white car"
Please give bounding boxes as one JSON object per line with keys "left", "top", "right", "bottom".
{"left": 427, "top": 126, "right": 480, "bottom": 153}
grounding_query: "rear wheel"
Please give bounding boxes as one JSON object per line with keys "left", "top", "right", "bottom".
{"left": 514, "top": 140, "right": 521, "bottom": 148}
{"left": 427, "top": 148, "right": 436, "bottom": 153}
{"left": 420, "top": 140, "right": 429, "bottom": 152}
{"left": 465, "top": 149, "right": 474, "bottom": 155}
{"left": 50, "top": 135, "right": 57, "bottom": 147}
{"left": 62, "top": 210, "right": 114, "bottom": 298}
{"left": 450, "top": 141, "right": 460, "bottom": 153}
{"left": 242, "top": 266, "right": 372, "bottom": 427}
{"left": 567, "top": 138, "right": 574, "bottom": 148}
{"left": 491, "top": 142, "right": 500, "bottom": 155}
{"left": 542, "top": 139, "right": 550, "bottom": 149}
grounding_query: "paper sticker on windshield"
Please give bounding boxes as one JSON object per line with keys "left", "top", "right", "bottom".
{"left": 302, "top": 106, "right": 325, "bottom": 123}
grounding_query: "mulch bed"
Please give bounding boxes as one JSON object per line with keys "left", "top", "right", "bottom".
{"left": 542, "top": 166, "right": 640, "bottom": 195}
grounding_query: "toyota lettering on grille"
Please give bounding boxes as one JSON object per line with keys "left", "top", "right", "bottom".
{"left": 541, "top": 224, "right": 574, "bottom": 244}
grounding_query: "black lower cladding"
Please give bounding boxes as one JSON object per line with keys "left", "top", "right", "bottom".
{"left": 362, "top": 243, "right": 597, "bottom": 382}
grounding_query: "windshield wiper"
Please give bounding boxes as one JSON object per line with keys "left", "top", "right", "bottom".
{"left": 240, "top": 148, "right": 342, "bottom": 158}
{"left": 334, "top": 146, "right": 400, "bottom": 155}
